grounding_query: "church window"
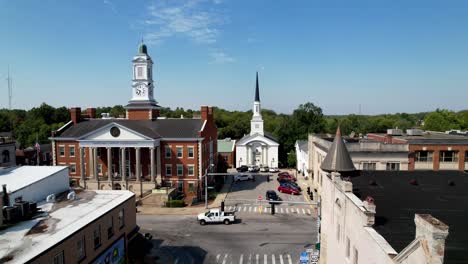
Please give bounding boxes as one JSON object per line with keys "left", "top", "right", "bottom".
{"left": 255, "top": 124, "right": 259, "bottom": 129}
{"left": 255, "top": 106, "right": 259, "bottom": 112}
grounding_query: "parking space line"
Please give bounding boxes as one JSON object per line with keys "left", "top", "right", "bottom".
{"left": 302, "top": 209, "right": 306, "bottom": 214}
{"left": 287, "top": 254, "right": 292, "bottom": 264}
{"left": 272, "top": 254, "right": 276, "bottom": 264}
{"left": 307, "top": 209, "right": 311, "bottom": 215}
{"left": 264, "top": 254, "right": 267, "bottom": 264}
{"left": 280, "top": 254, "right": 284, "bottom": 264}
{"left": 256, "top": 254, "right": 259, "bottom": 264}
{"left": 239, "top": 254, "right": 243, "bottom": 264}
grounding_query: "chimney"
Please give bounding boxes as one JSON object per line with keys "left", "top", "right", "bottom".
{"left": 87, "top": 108, "right": 96, "bottom": 119}
{"left": 201, "top": 106, "right": 209, "bottom": 121}
{"left": 414, "top": 214, "right": 449, "bottom": 264}
{"left": 70, "top": 107, "right": 81, "bottom": 124}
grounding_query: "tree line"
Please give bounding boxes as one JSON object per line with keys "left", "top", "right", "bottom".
{"left": 0, "top": 103, "right": 466, "bottom": 166}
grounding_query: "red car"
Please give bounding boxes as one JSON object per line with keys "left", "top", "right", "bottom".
{"left": 278, "top": 184, "right": 300, "bottom": 195}
{"left": 277, "top": 173, "right": 297, "bottom": 181}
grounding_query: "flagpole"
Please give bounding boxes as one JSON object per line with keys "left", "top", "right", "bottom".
{"left": 36, "top": 133, "right": 40, "bottom": 165}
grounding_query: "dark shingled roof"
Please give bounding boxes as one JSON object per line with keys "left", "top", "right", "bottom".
{"left": 351, "top": 170, "right": 468, "bottom": 264}
{"left": 57, "top": 119, "right": 204, "bottom": 139}
{"left": 255, "top": 72, "right": 260, "bottom": 102}
{"left": 320, "top": 127, "right": 356, "bottom": 173}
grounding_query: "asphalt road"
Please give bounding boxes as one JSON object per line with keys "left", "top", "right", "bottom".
{"left": 137, "top": 172, "right": 318, "bottom": 264}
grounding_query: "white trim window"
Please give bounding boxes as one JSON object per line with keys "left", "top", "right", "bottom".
{"left": 188, "top": 146, "right": 194, "bottom": 158}
{"left": 165, "top": 146, "right": 172, "bottom": 158}
{"left": 69, "top": 163, "right": 77, "bottom": 174}
{"left": 177, "top": 164, "right": 183, "bottom": 176}
{"left": 69, "top": 145, "right": 75, "bottom": 157}
{"left": 176, "top": 146, "right": 183, "bottom": 158}
{"left": 188, "top": 165, "right": 195, "bottom": 176}
{"left": 188, "top": 182, "right": 195, "bottom": 193}
{"left": 59, "top": 145, "right": 65, "bottom": 157}
{"left": 165, "top": 164, "right": 172, "bottom": 176}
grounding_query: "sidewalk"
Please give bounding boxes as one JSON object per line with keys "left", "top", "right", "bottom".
{"left": 137, "top": 174, "right": 233, "bottom": 215}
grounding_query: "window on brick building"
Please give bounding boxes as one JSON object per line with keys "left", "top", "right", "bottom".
{"left": 69, "top": 164, "right": 76, "bottom": 174}
{"left": 439, "top": 151, "right": 458, "bottom": 162}
{"left": 176, "top": 146, "right": 183, "bottom": 158}
{"left": 188, "top": 182, "right": 195, "bottom": 193}
{"left": 177, "top": 164, "right": 183, "bottom": 176}
{"left": 93, "top": 225, "right": 101, "bottom": 249}
{"left": 53, "top": 251, "right": 64, "bottom": 264}
{"left": 415, "top": 151, "right": 433, "bottom": 162}
{"left": 386, "top": 162, "right": 400, "bottom": 171}
{"left": 188, "top": 146, "right": 194, "bottom": 158}
{"left": 165, "top": 164, "right": 172, "bottom": 176}
{"left": 465, "top": 151, "right": 468, "bottom": 162}
{"left": 362, "top": 162, "right": 376, "bottom": 170}
{"left": 69, "top": 146, "right": 75, "bottom": 157}
{"left": 165, "top": 146, "right": 172, "bottom": 158}
{"left": 188, "top": 165, "right": 195, "bottom": 176}
{"left": 59, "top": 146, "right": 65, "bottom": 157}
{"left": 76, "top": 236, "right": 86, "bottom": 261}
{"left": 178, "top": 182, "right": 183, "bottom": 192}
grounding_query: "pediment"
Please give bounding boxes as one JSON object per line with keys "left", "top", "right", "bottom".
{"left": 78, "top": 123, "right": 152, "bottom": 141}
{"left": 236, "top": 133, "right": 279, "bottom": 146}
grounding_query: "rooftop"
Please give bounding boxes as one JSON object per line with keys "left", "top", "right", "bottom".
{"left": 351, "top": 170, "right": 468, "bottom": 264}
{"left": 218, "top": 138, "right": 236, "bottom": 153}
{"left": 0, "top": 190, "right": 134, "bottom": 263}
{"left": 369, "top": 131, "right": 468, "bottom": 145}
{"left": 295, "top": 140, "right": 308, "bottom": 152}
{"left": 0, "top": 166, "right": 68, "bottom": 193}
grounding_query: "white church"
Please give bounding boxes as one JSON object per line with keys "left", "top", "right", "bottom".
{"left": 236, "top": 73, "right": 279, "bottom": 168}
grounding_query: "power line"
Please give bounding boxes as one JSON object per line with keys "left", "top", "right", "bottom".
{"left": 6, "top": 65, "right": 13, "bottom": 110}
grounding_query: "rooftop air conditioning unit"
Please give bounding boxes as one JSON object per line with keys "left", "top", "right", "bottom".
{"left": 387, "top": 129, "right": 403, "bottom": 136}
{"left": 46, "top": 194, "right": 56, "bottom": 203}
{"left": 406, "top": 129, "right": 423, "bottom": 136}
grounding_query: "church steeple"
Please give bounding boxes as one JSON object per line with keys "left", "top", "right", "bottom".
{"left": 255, "top": 72, "right": 260, "bottom": 102}
{"left": 250, "top": 72, "right": 264, "bottom": 136}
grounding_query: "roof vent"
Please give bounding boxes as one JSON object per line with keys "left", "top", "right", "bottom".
{"left": 448, "top": 180, "right": 455, "bottom": 186}
{"left": 46, "top": 194, "right": 56, "bottom": 203}
{"left": 387, "top": 129, "right": 403, "bottom": 136}
{"left": 407, "top": 129, "right": 423, "bottom": 136}
{"left": 67, "top": 191, "right": 76, "bottom": 200}
{"left": 409, "top": 179, "right": 418, "bottom": 186}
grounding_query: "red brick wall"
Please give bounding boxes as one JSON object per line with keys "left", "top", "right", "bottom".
{"left": 127, "top": 109, "right": 150, "bottom": 120}
{"left": 219, "top": 152, "right": 235, "bottom": 167}
{"left": 409, "top": 145, "right": 467, "bottom": 171}
{"left": 55, "top": 141, "right": 80, "bottom": 178}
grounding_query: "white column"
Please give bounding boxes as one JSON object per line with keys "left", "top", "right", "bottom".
{"left": 150, "top": 147, "right": 155, "bottom": 183}
{"left": 79, "top": 147, "right": 85, "bottom": 185}
{"left": 107, "top": 147, "right": 112, "bottom": 181}
{"left": 121, "top": 147, "right": 126, "bottom": 181}
{"left": 135, "top": 147, "right": 141, "bottom": 182}
{"left": 93, "top": 147, "right": 98, "bottom": 181}
{"left": 88, "top": 148, "right": 94, "bottom": 178}
{"left": 246, "top": 146, "right": 250, "bottom": 165}
{"left": 156, "top": 146, "right": 162, "bottom": 185}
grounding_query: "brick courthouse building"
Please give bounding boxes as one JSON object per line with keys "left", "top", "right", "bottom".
{"left": 50, "top": 43, "right": 217, "bottom": 199}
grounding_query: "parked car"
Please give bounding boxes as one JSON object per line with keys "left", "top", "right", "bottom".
{"left": 282, "top": 182, "right": 302, "bottom": 192}
{"left": 278, "top": 171, "right": 291, "bottom": 176}
{"left": 198, "top": 209, "right": 236, "bottom": 225}
{"left": 236, "top": 165, "right": 249, "bottom": 172}
{"left": 278, "top": 184, "right": 301, "bottom": 195}
{"left": 234, "top": 174, "right": 254, "bottom": 182}
{"left": 260, "top": 166, "right": 269, "bottom": 172}
{"left": 248, "top": 165, "right": 260, "bottom": 172}
{"left": 269, "top": 167, "right": 279, "bottom": 173}
{"left": 266, "top": 190, "right": 281, "bottom": 204}
{"left": 277, "top": 174, "right": 297, "bottom": 181}
{"left": 277, "top": 178, "right": 302, "bottom": 191}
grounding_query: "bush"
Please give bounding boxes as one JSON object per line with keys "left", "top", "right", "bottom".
{"left": 208, "top": 192, "right": 218, "bottom": 200}
{"left": 166, "top": 200, "right": 185, "bottom": 208}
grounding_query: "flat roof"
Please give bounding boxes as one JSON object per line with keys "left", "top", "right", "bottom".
{"left": 0, "top": 190, "right": 135, "bottom": 263}
{"left": 351, "top": 170, "right": 468, "bottom": 264}
{"left": 370, "top": 132, "right": 468, "bottom": 145}
{"left": 0, "top": 166, "right": 69, "bottom": 193}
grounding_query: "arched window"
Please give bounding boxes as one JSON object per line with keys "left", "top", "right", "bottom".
{"left": 2, "top": 150, "right": 10, "bottom": 163}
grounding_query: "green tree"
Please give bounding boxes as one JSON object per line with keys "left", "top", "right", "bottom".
{"left": 424, "top": 109, "right": 461, "bottom": 131}
{"left": 287, "top": 150, "right": 296, "bottom": 168}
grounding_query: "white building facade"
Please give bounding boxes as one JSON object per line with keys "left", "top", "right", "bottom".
{"left": 295, "top": 140, "right": 309, "bottom": 177}
{"left": 236, "top": 73, "right": 279, "bottom": 168}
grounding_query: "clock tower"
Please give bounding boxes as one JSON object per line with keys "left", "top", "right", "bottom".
{"left": 125, "top": 41, "right": 161, "bottom": 120}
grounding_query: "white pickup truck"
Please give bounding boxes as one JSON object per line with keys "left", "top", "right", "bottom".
{"left": 197, "top": 209, "right": 236, "bottom": 225}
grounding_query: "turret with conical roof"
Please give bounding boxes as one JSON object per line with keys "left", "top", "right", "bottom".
{"left": 320, "top": 127, "right": 356, "bottom": 173}
{"left": 255, "top": 72, "right": 260, "bottom": 102}
{"left": 138, "top": 42, "right": 148, "bottom": 55}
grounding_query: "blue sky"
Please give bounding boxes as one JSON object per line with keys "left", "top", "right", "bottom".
{"left": 1, "top": 0, "right": 468, "bottom": 114}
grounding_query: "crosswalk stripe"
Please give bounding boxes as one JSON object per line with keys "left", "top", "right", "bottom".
{"left": 216, "top": 254, "right": 221, "bottom": 262}
{"left": 264, "top": 254, "right": 267, "bottom": 264}
{"left": 307, "top": 209, "right": 311, "bottom": 214}
{"left": 256, "top": 254, "right": 259, "bottom": 264}
{"left": 264, "top": 207, "right": 268, "bottom": 213}
{"left": 239, "top": 254, "right": 243, "bottom": 264}
{"left": 244, "top": 207, "right": 247, "bottom": 212}
{"left": 248, "top": 254, "right": 252, "bottom": 264}
{"left": 280, "top": 254, "right": 284, "bottom": 264}
{"left": 222, "top": 254, "right": 228, "bottom": 264}
{"left": 287, "top": 254, "right": 292, "bottom": 264}
{"left": 272, "top": 254, "right": 276, "bottom": 264}
{"left": 249, "top": 207, "right": 252, "bottom": 212}
{"left": 302, "top": 208, "right": 306, "bottom": 214}
{"left": 286, "top": 208, "right": 289, "bottom": 213}
{"left": 254, "top": 207, "right": 257, "bottom": 212}
{"left": 280, "top": 208, "right": 283, "bottom": 213}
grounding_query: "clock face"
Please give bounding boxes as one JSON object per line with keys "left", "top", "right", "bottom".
{"left": 110, "top": 126, "right": 120, "bottom": 137}
{"left": 136, "top": 84, "right": 146, "bottom": 96}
